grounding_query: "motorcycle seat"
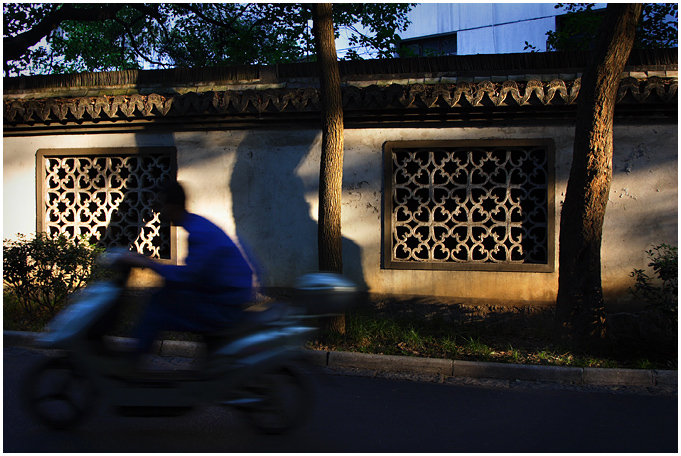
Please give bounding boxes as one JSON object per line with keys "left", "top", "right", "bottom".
{"left": 241, "top": 302, "right": 290, "bottom": 324}
{"left": 201, "top": 302, "right": 291, "bottom": 344}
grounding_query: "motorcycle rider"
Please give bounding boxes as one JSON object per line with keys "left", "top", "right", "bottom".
{"left": 120, "top": 180, "right": 254, "bottom": 366}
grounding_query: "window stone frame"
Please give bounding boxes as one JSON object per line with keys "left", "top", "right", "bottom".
{"left": 36, "top": 147, "right": 178, "bottom": 264}
{"left": 383, "top": 139, "right": 556, "bottom": 272}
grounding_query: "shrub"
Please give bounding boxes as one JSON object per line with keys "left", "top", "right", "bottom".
{"left": 3, "top": 232, "right": 106, "bottom": 319}
{"left": 629, "top": 243, "right": 678, "bottom": 320}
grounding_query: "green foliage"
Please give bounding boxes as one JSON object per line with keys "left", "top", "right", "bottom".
{"left": 158, "top": 4, "right": 312, "bottom": 68}
{"left": 49, "top": 7, "right": 152, "bottom": 73}
{"left": 3, "top": 3, "right": 55, "bottom": 73}
{"left": 464, "top": 336, "right": 494, "bottom": 359}
{"left": 3, "top": 2, "right": 51, "bottom": 36}
{"left": 336, "top": 3, "right": 415, "bottom": 60}
{"left": 523, "top": 41, "right": 540, "bottom": 53}
{"left": 636, "top": 3, "right": 679, "bottom": 49}
{"left": 635, "top": 358, "right": 656, "bottom": 370}
{"left": 4, "top": 3, "right": 415, "bottom": 76}
{"left": 546, "top": 3, "right": 605, "bottom": 51}
{"left": 629, "top": 244, "right": 678, "bottom": 319}
{"left": 546, "top": 3, "right": 678, "bottom": 51}
{"left": 3, "top": 233, "right": 106, "bottom": 319}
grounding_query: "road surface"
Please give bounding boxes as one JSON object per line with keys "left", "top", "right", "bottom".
{"left": 4, "top": 346, "right": 677, "bottom": 452}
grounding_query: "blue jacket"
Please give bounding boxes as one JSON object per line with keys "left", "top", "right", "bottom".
{"left": 152, "top": 213, "right": 253, "bottom": 294}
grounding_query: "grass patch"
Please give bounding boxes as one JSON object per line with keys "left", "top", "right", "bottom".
{"left": 306, "top": 297, "right": 677, "bottom": 371}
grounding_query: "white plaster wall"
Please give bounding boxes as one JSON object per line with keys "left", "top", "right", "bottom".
{"left": 175, "top": 129, "right": 325, "bottom": 287}
{"left": 600, "top": 127, "right": 679, "bottom": 308}
{"left": 3, "top": 133, "right": 177, "bottom": 238}
{"left": 3, "top": 122, "right": 676, "bottom": 308}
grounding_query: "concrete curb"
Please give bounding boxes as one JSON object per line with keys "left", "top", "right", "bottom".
{"left": 5, "top": 330, "right": 677, "bottom": 389}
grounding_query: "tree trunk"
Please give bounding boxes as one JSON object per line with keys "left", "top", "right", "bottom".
{"left": 555, "top": 4, "right": 642, "bottom": 348}
{"left": 312, "top": 3, "right": 345, "bottom": 334}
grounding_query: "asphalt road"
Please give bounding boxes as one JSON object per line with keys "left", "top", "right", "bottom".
{"left": 4, "top": 346, "right": 678, "bottom": 453}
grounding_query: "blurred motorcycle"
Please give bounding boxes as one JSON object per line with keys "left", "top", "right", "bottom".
{"left": 23, "top": 250, "right": 356, "bottom": 434}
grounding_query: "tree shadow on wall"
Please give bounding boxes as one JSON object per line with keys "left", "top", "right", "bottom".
{"left": 230, "top": 130, "right": 367, "bottom": 293}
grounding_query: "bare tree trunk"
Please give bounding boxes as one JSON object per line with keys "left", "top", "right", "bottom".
{"left": 556, "top": 4, "right": 642, "bottom": 348}
{"left": 312, "top": 3, "right": 345, "bottom": 334}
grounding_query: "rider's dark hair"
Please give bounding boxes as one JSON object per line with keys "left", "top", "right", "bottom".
{"left": 158, "top": 180, "right": 186, "bottom": 209}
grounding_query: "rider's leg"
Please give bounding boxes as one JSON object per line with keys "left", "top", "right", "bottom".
{"left": 132, "top": 286, "right": 246, "bottom": 356}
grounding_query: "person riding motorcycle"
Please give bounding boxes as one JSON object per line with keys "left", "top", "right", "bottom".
{"left": 22, "top": 180, "right": 359, "bottom": 432}
{"left": 120, "top": 181, "right": 254, "bottom": 364}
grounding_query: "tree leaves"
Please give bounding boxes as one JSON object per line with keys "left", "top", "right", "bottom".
{"left": 3, "top": 3, "right": 416, "bottom": 76}
{"left": 547, "top": 3, "right": 677, "bottom": 51}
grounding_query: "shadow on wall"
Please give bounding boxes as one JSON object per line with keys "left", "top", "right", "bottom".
{"left": 100, "top": 181, "right": 171, "bottom": 260}
{"left": 230, "top": 130, "right": 367, "bottom": 291}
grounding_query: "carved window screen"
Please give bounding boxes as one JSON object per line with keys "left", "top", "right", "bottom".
{"left": 37, "top": 147, "right": 177, "bottom": 261}
{"left": 384, "top": 140, "right": 555, "bottom": 272}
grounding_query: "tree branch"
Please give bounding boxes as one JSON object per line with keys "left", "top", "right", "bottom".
{"left": 4, "top": 4, "right": 126, "bottom": 63}
{"left": 112, "top": 16, "right": 170, "bottom": 68}
{"left": 172, "top": 3, "right": 242, "bottom": 33}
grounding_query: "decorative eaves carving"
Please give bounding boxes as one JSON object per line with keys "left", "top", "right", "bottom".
{"left": 4, "top": 77, "right": 677, "bottom": 125}
{"left": 617, "top": 76, "right": 677, "bottom": 103}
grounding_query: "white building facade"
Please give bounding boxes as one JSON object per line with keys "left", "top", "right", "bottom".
{"left": 399, "top": 3, "right": 606, "bottom": 55}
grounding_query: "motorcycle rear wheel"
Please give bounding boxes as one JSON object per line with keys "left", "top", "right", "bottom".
{"left": 23, "top": 356, "right": 97, "bottom": 430}
{"left": 243, "top": 365, "right": 313, "bottom": 434}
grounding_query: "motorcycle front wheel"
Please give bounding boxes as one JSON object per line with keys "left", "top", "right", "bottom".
{"left": 243, "top": 365, "right": 313, "bottom": 434}
{"left": 23, "top": 356, "right": 98, "bottom": 430}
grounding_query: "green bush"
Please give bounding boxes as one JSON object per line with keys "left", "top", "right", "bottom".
{"left": 3, "top": 232, "right": 106, "bottom": 319}
{"left": 629, "top": 244, "right": 678, "bottom": 320}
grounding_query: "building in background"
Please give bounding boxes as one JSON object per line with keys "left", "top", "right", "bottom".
{"left": 398, "top": 3, "right": 606, "bottom": 56}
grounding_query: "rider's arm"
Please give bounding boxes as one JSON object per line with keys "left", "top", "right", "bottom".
{"left": 150, "top": 216, "right": 220, "bottom": 287}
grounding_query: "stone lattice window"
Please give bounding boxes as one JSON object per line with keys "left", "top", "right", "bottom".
{"left": 383, "top": 140, "right": 555, "bottom": 271}
{"left": 37, "top": 147, "right": 177, "bottom": 260}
